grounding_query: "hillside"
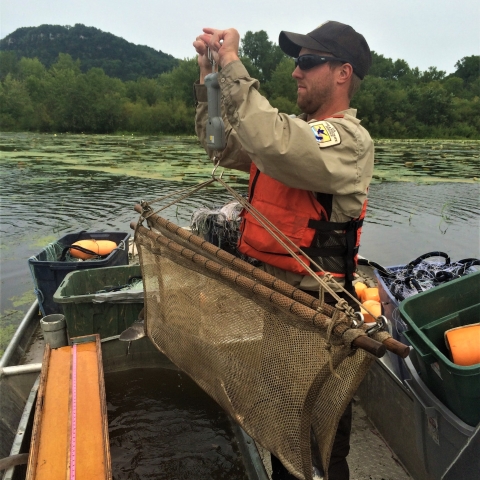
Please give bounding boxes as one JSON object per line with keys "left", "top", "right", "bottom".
{"left": 0, "top": 24, "right": 179, "bottom": 81}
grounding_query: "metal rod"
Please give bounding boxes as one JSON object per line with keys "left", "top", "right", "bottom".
{"left": 0, "top": 300, "right": 39, "bottom": 369}
{"left": 0, "top": 363, "right": 42, "bottom": 377}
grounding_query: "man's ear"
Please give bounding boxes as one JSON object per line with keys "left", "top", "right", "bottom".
{"left": 337, "top": 63, "right": 354, "bottom": 85}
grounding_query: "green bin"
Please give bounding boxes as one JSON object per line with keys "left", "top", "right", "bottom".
{"left": 400, "top": 271, "right": 480, "bottom": 426}
{"left": 53, "top": 265, "right": 143, "bottom": 339}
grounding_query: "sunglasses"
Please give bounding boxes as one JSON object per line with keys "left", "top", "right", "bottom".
{"left": 294, "top": 54, "right": 351, "bottom": 71}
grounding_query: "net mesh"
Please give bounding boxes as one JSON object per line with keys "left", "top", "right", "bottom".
{"left": 377, "top": 258, "right": 480, "bottom": 302}
{"left": 135, "top": 211, "right": 377, "bottom": 480}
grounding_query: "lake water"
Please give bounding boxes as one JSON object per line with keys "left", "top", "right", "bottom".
{"left": 106, "top": 368, "right": 248, "bottom": 480}
{"left": 1, "top": 132, "right": 479, "bottom": 348}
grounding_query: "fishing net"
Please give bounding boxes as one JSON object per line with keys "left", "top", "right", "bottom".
{"left": 190, "top": 200, "right": 242, "bottom": 254}
{"left": 134, "top": 207, "right": 391, "bottom": 480}
{"left": 29, "top": 239, "right": 116, "bottom": 263}
{"left": 374, "top": 252, "right": 480, "bottom": 302}
{"left": 189, "top": 199, "right": 261, "bottom": 264}
{"left": 28, "top": 240, "right": 82, "bottom": 263}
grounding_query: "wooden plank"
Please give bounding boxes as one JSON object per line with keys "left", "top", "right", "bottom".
{"left": 26, "top": 336, "right": 111, "bottom": 480}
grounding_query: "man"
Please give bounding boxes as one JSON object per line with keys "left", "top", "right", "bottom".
{"left": 193, "top": 21, "right": 374, "bottom": 480}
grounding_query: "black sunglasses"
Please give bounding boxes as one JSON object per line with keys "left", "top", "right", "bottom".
{"left": 294, "top": 54, "right": 351, "bottom": 71}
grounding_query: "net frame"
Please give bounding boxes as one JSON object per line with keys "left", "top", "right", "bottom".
{"left": 133, "top": 208, "right": 388, "bottom": 479}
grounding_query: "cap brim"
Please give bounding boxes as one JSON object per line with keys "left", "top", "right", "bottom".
{"left": 279, "top": 31, "right": 331, "bottom": 57}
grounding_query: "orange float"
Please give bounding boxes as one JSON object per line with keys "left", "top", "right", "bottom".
{"left": 354, "top": 281, "right": 367, "bottom": 299}
{"left": 361, "top": 299, "right": 382, "bottom": 324}
{"left": 361, "top": 287, "right": 380, "bottom": 303}
{"left": 445, "top": 324, "right": 480, "bottom": 366}
{"left": 69, "top": 239, "right": 117, "bottom": 260}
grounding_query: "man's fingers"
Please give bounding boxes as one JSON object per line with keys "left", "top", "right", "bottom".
{"left": 193, "top": 38, "right": 208, "bottom": 55}
{"left": 198, "top": 34, "right": 217, "bottom": 51}
{"left": 198, "top": 27, "right": 239, "bottom": 68}
{"left": 202, "top": 28, "right": 224, "bottom": 51}
{"left": 202, "top": 27, "right": 217, "bottom": 36}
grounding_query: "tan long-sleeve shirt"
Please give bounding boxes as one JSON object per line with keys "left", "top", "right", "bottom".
{"left": 194, "top": 60, "right": 374, "bottom": 290}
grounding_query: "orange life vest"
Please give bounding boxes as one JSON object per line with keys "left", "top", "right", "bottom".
{"left": 237, "top": 164, "right": 366, "bottom": 283}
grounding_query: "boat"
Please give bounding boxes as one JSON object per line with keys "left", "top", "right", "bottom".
{"left": 1, "top": 229, "right": 479, "bottom": 480}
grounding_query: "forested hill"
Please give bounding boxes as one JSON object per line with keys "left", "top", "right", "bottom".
{"left": 0, "top": 28, "right": 478, "bottom": 137}
{"left": 0, "top": 24, "right": 178, "bottom": 81}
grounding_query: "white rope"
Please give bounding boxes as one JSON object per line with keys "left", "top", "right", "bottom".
{"left": 139, "top": 171, "right": 376, "bottom": 319}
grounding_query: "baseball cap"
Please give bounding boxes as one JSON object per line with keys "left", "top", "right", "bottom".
{"left": 279, "top": 21, "right": 372, "bottom": 79}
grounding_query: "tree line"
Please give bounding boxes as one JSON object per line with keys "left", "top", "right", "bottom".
{"left": 0, "top": 30, "right": 479, "bottom": 138}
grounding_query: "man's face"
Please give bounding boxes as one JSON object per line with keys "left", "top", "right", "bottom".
{"left": 292, "top": 48, "right": 336, "bottom": 115}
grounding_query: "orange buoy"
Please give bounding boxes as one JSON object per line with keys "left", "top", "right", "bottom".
{"left": 445, "top": 324, "right": 480, "bottom": 366}
{"left": 354, "top": 282, "right": 367, "bottom": 299}
{"left": 69, "top": 240, "right": 117, "bottom": 260}
{"left": 361, "top": 287, "right": 380, "bottom": 303}
{"left": 361, "top": 300, "right": 382, "bottom": 324}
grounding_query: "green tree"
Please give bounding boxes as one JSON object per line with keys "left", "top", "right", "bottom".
{"left": 454, "top": 55, "right": 480, "bottom": 84}
{"left": 263, "top": 57, "right": 300, "bottom": 115}
{"left": 0, "top": 34, "right": 478, "bottom": 138}
{"left": 409, "top": 84, "right": 453, "bottom": 127}
{"left": 443, "top": 77, "right": 464, "bottom": 97}
{"left": 353, "top": 76, "right": 409, "bottom": 137}
{"left": 0, "top": 74, "right": 35, "bottom": 129}
{"left": 264, "top": 57, "right": 297, "bottom": 101}
{"left": 240, "top": 30, "right": 285, "bottom": 84}
{"left": 83, "top": 68, "right": 126, "bottom": 132}
{"left": 126, "top": 77, "right": 161, "bottom": 106}
{"left": 17, "top": 57, "right": 47, "bottom": 80}
{"left": 157, "top": 58, "right": 200, "bottom": 108}
{"left": 369, "top": 52, "right": 411, "bottom": 80}
{"left": 420, "top": 66, "right": 446, "bottom": 83}
{"left": 0, "top": 51, "right": 18, "bottom": 81}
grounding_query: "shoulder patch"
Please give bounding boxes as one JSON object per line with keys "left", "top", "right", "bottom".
{"left": 310, "top": 120, "right": 341, "bottom": 148}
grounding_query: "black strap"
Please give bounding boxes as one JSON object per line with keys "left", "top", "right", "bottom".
{"left": 301, "top": 245, "right": 358, "bottom": 257}
{"left": 59, "top": 245, "right": 104, "bottom": 261}
{"left": 406, "top": 251, "right": 450, "bottom": 273}
{"left": 308, "top": 218, "right": 364, "bottom": 231}
{"left": 315, "top": 192, "right": 333, "bottom": 219}
{"left": 344, "top": 221, "right": 359, "bottom": 285}
{"left": 305, "top": 217, "right": 364, "bottom": 287}
{"left": 249, "top": 168, "right": 261, "bottom": 201}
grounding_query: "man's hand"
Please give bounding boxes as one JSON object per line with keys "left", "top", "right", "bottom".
{"left": 197, "top": 28, "right": 240, "bottom": 69}
{"left": 193, "top": 36, "right": 214, "bottom": 84}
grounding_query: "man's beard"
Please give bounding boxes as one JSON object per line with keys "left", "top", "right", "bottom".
{"left": 297, "top": 81, "right": 334, "bottom": 115}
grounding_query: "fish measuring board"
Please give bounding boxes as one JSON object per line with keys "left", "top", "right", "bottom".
{"left": 26, "top": 335, "right": 112, "bottom": 480}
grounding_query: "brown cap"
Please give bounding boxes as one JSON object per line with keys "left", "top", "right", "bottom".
{"left": 279, "top": 21, "right": 372, "bottom": 79}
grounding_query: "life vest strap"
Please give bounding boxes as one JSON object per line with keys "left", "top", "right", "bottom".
{"left": 306, "top": 217, "right": 364, "bottom": 287}
{"left": 307, "top": 218, "right": 364, "bottom": 231}
{"left": 301, "top": 245, "right": 359, "bottom": 258}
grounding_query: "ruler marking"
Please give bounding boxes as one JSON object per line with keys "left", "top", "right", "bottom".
{"left": 70, "top": 344, "right": 77, "bottom": 480}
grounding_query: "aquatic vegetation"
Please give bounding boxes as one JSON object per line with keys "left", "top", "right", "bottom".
{"left": 373, "top": 139, "right": 479, "bottom": 182}
{"left": 439, "top": 201, "right": 453, "bottom": 234}
{"left": 0, "top": 134, "right": 478, "bottom": 184}
{"left": 10, "top": 290, "right": 36, "bottom": 309}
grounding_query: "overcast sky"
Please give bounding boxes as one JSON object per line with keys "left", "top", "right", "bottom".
{"left": 1, "top": 0, "right": 479, "bottom": 74}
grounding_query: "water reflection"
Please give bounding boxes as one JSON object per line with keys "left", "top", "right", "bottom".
{"left": 106, "top": 368, "right": 248, "bottom": 480}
